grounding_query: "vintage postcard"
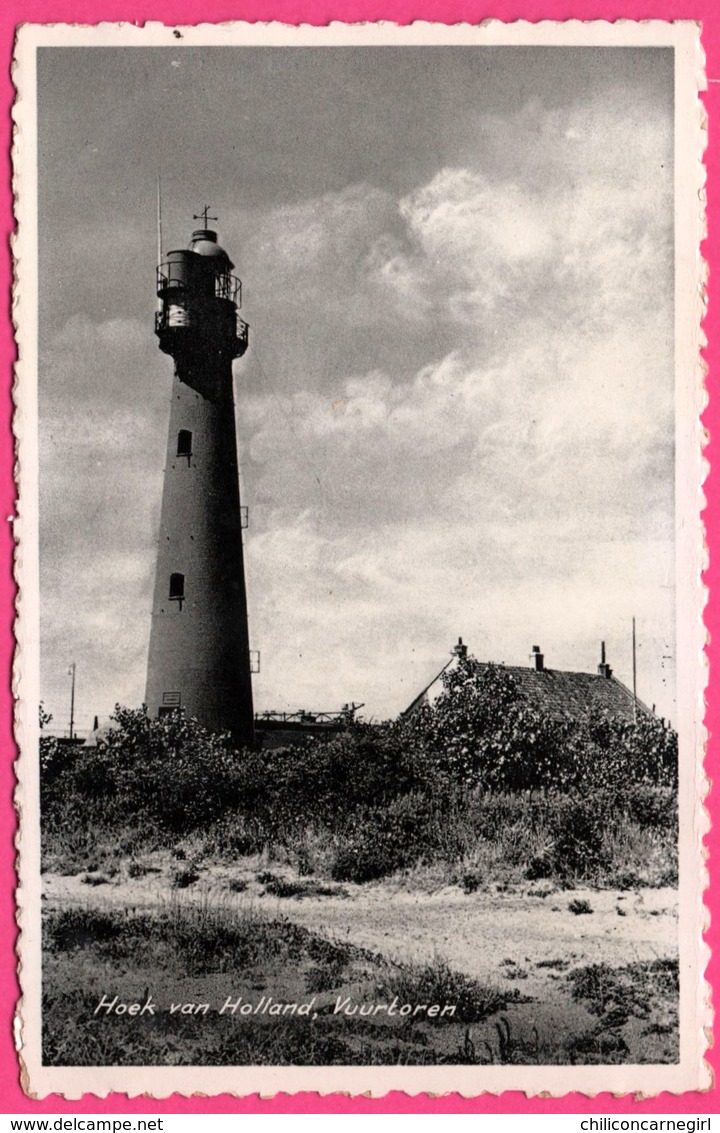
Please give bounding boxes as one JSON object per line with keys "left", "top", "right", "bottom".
{"left": 13, "top": 19, "right": 708, "bottom": 1098}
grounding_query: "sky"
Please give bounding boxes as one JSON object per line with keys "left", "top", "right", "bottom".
{"left": 36, "top": 44, "right": 676, "bottom": 733}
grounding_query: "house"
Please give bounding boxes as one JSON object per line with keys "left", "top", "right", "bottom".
{"left": 403, "top": 639, "right": 657, "bottom": 725}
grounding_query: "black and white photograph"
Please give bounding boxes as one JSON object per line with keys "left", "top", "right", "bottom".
{"left": 13, "top": 20, "right": 707, "bottom": 1097}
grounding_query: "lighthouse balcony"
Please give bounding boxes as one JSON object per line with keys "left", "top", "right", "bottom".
{"left": 157, "top": 263, "right": 242, "bottom": 306}
{"left": 155, "top": 307, "right": 250, "bottom": 358}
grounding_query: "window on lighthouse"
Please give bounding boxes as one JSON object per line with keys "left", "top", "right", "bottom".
{"left": 177, "top": 430, "right": 193, "bottom": 458}
{"left": 169, "top": 573, "right": 185, "bottom": 608}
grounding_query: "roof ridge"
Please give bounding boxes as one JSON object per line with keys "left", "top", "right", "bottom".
{"left": 402, "top": 655, "right": 659, "bottom": 723}
{"left": 481, "top": 661, "right": 608, "bottom": 680}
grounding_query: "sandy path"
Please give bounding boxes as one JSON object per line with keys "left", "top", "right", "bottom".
{"left": 268, "top": 886, "right": 677, "bottom": 989}
{"left": 43, "top": 865, "right": 676, "bottom": 998}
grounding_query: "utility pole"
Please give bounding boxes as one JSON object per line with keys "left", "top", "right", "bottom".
{"left": 632, "top": 617, "right": 637, "bottom": 723}
{"left": 68, "top": 662, "right": 76, "bottom": 740}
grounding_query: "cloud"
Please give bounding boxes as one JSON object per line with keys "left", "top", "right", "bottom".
{"left": 231, "top": 96, "right": 674, "bottom": 719}
{"left": 245, "top": 511, "right": 674, "bottom": 721}
{"left": 38, "top": 314, "right": 168, "bottom": 727}
{"left": 243, "top": 315, "right": 672, "bottom": 536}
{"left": 387, "top": 154, "right": 671, "bottom": 336}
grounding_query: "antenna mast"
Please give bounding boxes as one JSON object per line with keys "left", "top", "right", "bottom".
{"left": 632, "top": 616, "right": 637, "bottom": 722}
{"left": 156, "top": 173, "right": 163, "bottom": 266}
{"left": 68, "top": 662, "right": 76, "bottom": 740}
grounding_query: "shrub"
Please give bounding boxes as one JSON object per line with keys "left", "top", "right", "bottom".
{"left": 375, "top": 958, "right": 514, "bottom": 1024}
{"left": 260, "top": 874, "right": 339, "bottom": 898}
{"left": 41, "top": 707, "right": 251, "bottom": 836}
{"left": 331, "top": 832, "right": 401, "bottom": 884}
{"left": 568, "top": 899, "right": 593, "bottom": 915}
{"left": 569, "top": 959, "right": 678, "bottom": 1028}
{"left": 399, "top": 656, "right": 678, "bottom": 794}
{"left": 547, "top": 796, "right": 611, "bottom": 880}
{"left": 170, "top": 866, "right": 200, "bottom": 889}
{"left": 40, "top": 661, "right": 678, "bottom": 889}
{"left": 460, "top": 872, "right": 482, "bottom": 894}
{"left": 331, "top": 793, "right": 441, "bottom": 882}
{"left": 226, "top": 878, "right": 248, "bottom": 893}
{"left": 81, "top": 872, "right": 110, "bottom": 887}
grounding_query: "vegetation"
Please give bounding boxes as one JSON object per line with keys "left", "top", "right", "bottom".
{"left": 41, "top": 900, "right": 679, "bottom": 1066}
{"left": 568, "top": 898, "right": 593, "bottom": 916}
{"left": 566, "top": 958, "right": 679, "bottom": 1063}
{"left": 40, "top": 658, "right": 678, "bottom": 889}
{"left": 373, "top": 958, "right": 524, "bottom": 1025}
{"left": 40, "top": 658, "right": 679, "bottom": 1067}
{"left": 42, "top": 901, "right": 516, "bottom": 1066}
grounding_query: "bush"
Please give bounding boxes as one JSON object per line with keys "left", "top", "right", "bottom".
{"left": 460, "top": 872, "right": 482, "bottom": 894}
{"left": 569, "top": 959, "right": 678, "bottom": 1028}
{"left": 375, "top": 958, "right": 514, "bottom": 1024}
{"left": 226, "top": 877, "right": 248, "bottom": 893}
{"left": 399, "top": 657, "right": 678, "bottom": 794}
{"left": 40, "top": 660, "right": 678, "bottom": 888}
{"left": 41, "top": 707, "right": 249, "bottom": 836}
{"left": 568, "top": 899, "right": 593, "bottom": 915}
{"left": 331, "top": 793, "right": 442, "bottom": 882}
{"left": 170, "top": 866, "right": 200, "bottom": 889}
{"left": 331, "top": 830, "right": 403, "bottom": 884}
{"left": 81, "top": 872, "right": 111, "bottom": 887}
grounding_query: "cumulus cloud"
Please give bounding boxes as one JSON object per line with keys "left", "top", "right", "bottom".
{"left": 233, "top": 96, "right": 674, "bottom": 718}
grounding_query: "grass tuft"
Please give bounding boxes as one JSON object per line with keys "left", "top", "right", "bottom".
{"left": 568, "top": 898, "right": 593, "bottom": 916}
{"left": 374, "top": 957, "right": 521, "bottom": 1025}
{"left": 170, "top": 866, "right": 200, "bottom": 889}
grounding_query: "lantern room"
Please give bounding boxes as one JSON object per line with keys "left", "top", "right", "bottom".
{"left": 155, "top": 228, "right": 249, "bottom": 359}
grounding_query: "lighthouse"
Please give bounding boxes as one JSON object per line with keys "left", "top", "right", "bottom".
{"left": 145, "top": 213, "right": 255, "bottom": 747}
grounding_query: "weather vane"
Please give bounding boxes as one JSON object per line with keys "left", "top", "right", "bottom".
{"left": 193, "top": 205, "right": 218, "bottom": 227}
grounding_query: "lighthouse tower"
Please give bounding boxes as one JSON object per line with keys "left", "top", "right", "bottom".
{"left": 145, "top": 215, "right": 254, "bottom": 746}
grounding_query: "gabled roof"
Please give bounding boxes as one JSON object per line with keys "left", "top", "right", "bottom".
{"left": 404, "top": 650, "right": 654, "bottom": 725}
{"left": 483, "top": 663, "right": 652, "bottom": 723}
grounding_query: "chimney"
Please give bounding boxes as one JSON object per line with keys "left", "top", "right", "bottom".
{"left": 453, "top": 636, "right": 468, "bottom": 659}
{"left": 597, "top": 640, "right": 613, "bottom": 678}
{"left": 530, "top": 645, "right": 544, "bottom": 672}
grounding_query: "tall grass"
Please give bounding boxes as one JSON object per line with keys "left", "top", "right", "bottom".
{"left": 42, "top": 900, "right": 679, "bottom": 1067}
{"left": 373, "top": 958, "right": 521, "bottom": 1024}
{"left": 40, "top": 663, "right": 677, "bottom": 888}
{"left": 41, "top": 783, "right": 677, "bottom": 890}
{"left": 42, "top": 901, "right": 519, "bottom": 1066}
{"left": 44, "top": 896, "right": 362, "bottom": 974}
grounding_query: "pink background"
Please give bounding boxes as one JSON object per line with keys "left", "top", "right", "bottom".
{"left": 1, "top": 0, "right": 716, "bottom": 1114}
